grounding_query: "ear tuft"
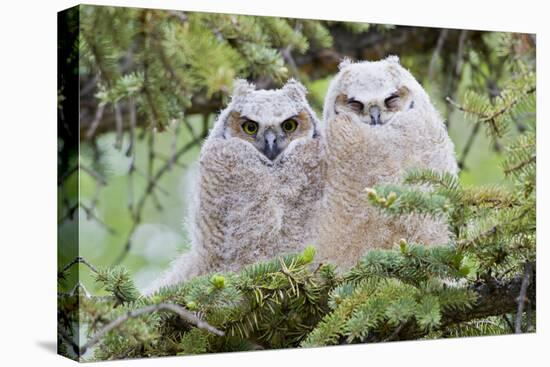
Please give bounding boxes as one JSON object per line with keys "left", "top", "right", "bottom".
{"left": 232, "top": 79, "right": 255, "bottom": 97}
{"left": 386, "top": 55, "right": 400, "bottom": 64}
{"left": 338, "top": 57, "right": 353, "bottom": 70}
{"left": 283, "top": 78, "right": 307, "bottom": 100}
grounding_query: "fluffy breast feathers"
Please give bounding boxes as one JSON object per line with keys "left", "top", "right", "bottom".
{"left": 147, "top": 79, "right": 325, "bottom": 293}
{"left": 314, "top": 56, "right": 458, "bottom": 270}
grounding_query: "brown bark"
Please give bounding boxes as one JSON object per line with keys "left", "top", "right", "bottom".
{"left": 77, "top": 26, "right": 487, "bottom": 139}
{"left": 393, "top": 271, "right": 536, "bottom": 341}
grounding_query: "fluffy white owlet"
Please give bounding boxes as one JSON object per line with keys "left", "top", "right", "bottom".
{"left": 314, "top": 56, "right": 458, "bottom": 271}
{"left": 147, "top": 79, "right": 325, "bottom": 293}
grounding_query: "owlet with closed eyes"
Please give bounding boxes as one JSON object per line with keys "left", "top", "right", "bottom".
{"left": 147, "top": 79, "right": 325, "bottom": 293}
{"left": 315, "top": 56, "right": 458, "bottom": 271}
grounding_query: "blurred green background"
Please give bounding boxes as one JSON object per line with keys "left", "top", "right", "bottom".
{"left": 66, "top": 78, "right": 505, "bottom": 293}
{"left": 57, "top": 5, "right": 531, "bottom": 294}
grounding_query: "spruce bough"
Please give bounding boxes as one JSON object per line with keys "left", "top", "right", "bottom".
{"left": 59, "top": 47, "right": 535, "bottom": 360}
{"left": 58, "top": 11, "right": 536, "bottom": 360}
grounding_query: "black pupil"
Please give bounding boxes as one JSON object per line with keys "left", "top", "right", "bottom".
{"left": 246, "top": 122, "right": 256, "bottom": 132}
{"left": 285, "top": 121, "right": 294, "bottom": 130}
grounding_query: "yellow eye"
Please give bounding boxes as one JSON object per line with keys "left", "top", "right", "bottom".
{"left": 242, "top": 120, "right": 258, "bottom": 135}
{"left": 282, "top": 119, "right": 298, "bottom": 133}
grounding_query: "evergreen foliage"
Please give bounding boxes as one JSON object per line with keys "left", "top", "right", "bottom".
{"left": 57, "top": 6, "right": 536, "bottom": 362}
{"left": 77, "top": 5, "right": 365, "bottom": 134}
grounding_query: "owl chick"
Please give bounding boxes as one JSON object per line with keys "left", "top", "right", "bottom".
{"left": 147, "top": 79, "right": 325, "bottom": 293}
{"left": 315, "top": 56, "right": 458, "bottom": 271}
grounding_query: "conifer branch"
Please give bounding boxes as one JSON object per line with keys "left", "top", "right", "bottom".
{"left": 58, "top": 9, "right": 536, "bottom": 360}
{"left": 445, "top": 96, "right": 488, "bottom": 118}
{"left": 504, "top": 154, "right": 536, "bottom": 175}
{"left": 392, "top": 273, "right": 536, "bottom": 341}
{"left": 446, "top": 273, "right": 535, "bottom": 326}
{"left": 80, "top": 303, "right": 224, "bottom": 355}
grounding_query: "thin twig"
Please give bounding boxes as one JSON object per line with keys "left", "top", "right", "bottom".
{"left": 58, "top": 325, "right": 80, "bottom": 356}
{"left": 484, "top": 87, "right": 535, "bottom": 123}
{"left": 443, "top": 30, "right": 468, "bottom": 128}
{"left": 502, "top": 314, "right": 515, "bottom": 333}
{"left": 504, "top": 155, "right": 536, "bottom": 175}
{"left": 133, "top": 168, "right": 170, "bottom": 196}
{"left": 114, "top": 102, "right": 124, "bottom": 150}
{"left": 59, "top": 179, "right": 75, "bottom": 223}
{"left": 70, "top": 282, "right": 92, "bottom": 298}
{"left": 80, "top": 74, "right": 99, "bottom": 97}
{"left": 153, "top": 151, "right": 188, "bottom": 169}
{"left": 182, "top": 117, "right": 197, "bottom": 139}
{"left": 446, "top": 87, "right": 535, "bottom": 139}
{"left": 127, "top": 155, "right": 135, "bottom": 214}
{"left": 457, "top": 225, "right": 498, "bottom": 251}
{"left": 58, "top": 165, "right": 78, "bottom": 186}
{"left": 281, "top": 46, "right": 299, "bottom": 78}
{"left": 428, "top": 29, "right": 448, "bottom": 81}
{"left": 125, "top": 97, "right": 137, "bottom": 157}
{"left": 201, "top": 113, "right": 210, "bottom": 139}
{"left": 59, "top": 256, "right": 99, "bottom": 278}
{"left": 58, "top": 203, "right": 79, "bottom": 223}
{"left": 81, "top": 203, "right": 118, "bottom": 235}
{"left": 80, "top": 164, "right": 107, "bottom": 186}
{"left": 113, "top": 136, "right": 203, "bottom": 265}
{"left": 383, "top": 321, "right": 407, "bottom": 342}
{"left": 79, "top": 303, "right": 224, "bottom": 355}
{"left": 445, "top": 96, "right": 487, "bottom": 117}
{"left": 86, "top": 103, "right": 106, "bottom": 140}
{"left": 458, "top": 207, "right": 531, "bottom": 251}
{"left": 147, "top": 131, "right": 155, "bottom": 187}
{"left": 514, "top": 262, "right": 533, "bottom": 333}
{"left": 168, "top": 119, "right": 182, "bottom": 169}
{"left": 526, "top": 294, "right": 534, "bottom": 332}
{"left": 458, "top": 120, "right": 481, "bottom": 170}
{"left": 455, "top": 30, "right": 468, "bottom": 76}
{"left": 167, "top": 9, "right": 188, "bottom": 23}
{"left": 150, "top": 190, "right": 164, "bottom": 211}
{"left": 88, "top": 183, "right": 103, "bottom": 214}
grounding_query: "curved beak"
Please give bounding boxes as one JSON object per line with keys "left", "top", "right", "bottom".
{"left": 262, "top": 129, "right": 280, "bottom": 160}
{"left": 369, "top": 105, "right": 381, "bottom": 125}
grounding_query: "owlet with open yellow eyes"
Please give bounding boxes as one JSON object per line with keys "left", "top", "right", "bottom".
{"left": 315, "top": 56, "right": 458, "bottom": 271}
{"left": 147, "top": 79, "right": 325, "bottom": 293}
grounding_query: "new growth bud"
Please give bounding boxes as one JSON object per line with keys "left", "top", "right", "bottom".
{"left": 365, "top": 188, "right": 377, "bottom": 200}
{"left": 386, "top": 192, "right": 398, "bottom": 206}
{"left": 210, "top": 274, "right": 226, "bottom": 289}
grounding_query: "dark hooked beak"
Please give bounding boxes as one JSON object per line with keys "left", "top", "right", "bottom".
{"left": 262, "top": 129, "right": 280, "bottom": 160}
{"left": 369, "top": 105, "right": 382, "bottom": 125}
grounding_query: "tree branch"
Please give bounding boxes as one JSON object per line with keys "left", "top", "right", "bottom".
{"left": 59, "top": 256, "right": 99, "bottom": 279}
{"left": 393, "top": 272, "right": 536, "bottom": 341}
{"left": 504, "top": 155, "right": 536, "bottom": 175}
{"left": 514, "top": 262, "right": 533, "bottom": 333}
{"left": 79, "top": 303, "right": 224, "bottom": 356}
{"left": 112, "top": 135, "right": 204, "bottom": 265}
